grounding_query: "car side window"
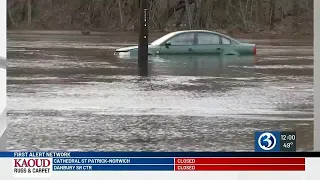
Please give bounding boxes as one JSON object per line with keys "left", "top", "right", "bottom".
{"left": 198, "top": 33, "right": 220, "bottom": 45}
{"left": 222, "top": 37, "right": 231, "bottom": 45}
{"left": 167, "top": 33, "right": 195, "bottom": 45}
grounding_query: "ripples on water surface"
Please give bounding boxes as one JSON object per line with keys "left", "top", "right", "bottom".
{"left": 7, "top": 31, "right": 314, "bottom": 151}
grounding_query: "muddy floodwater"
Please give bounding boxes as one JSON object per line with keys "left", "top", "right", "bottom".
{"left": 6, "top": 31, "right": 313, "bottom": 151}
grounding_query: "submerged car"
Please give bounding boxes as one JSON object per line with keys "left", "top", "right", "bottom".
{"left": 115, "top": 30, "right": 256, "bottom": 56}
{"left": 116, "top": 53, "right": 256, "bottom": 76}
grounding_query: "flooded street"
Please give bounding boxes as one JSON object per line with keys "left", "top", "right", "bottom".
{"left": 6, "top": 31, "right": 313, "bottom": 151}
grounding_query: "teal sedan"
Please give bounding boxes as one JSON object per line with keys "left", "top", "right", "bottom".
{"left": 115, "top": 30, "right": 256, "bottom": 56}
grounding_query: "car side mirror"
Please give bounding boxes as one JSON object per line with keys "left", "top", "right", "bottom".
{"left": 165, "top": 42, "right": 171, "bottom": 48}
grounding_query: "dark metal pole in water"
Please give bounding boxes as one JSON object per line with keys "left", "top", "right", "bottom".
{"left": 138, "top": 0, "right": 149, "bottom": 76}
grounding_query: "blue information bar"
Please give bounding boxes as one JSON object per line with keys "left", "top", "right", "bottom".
{"left": 0, "top": 152, "right": 317, "bottom": 158}
{"left": 53, "top": 165, "right": 174, "bottom": 171}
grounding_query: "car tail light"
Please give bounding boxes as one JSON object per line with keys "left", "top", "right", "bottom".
{"left": 253, "top": 46, "right": 257, "bottom": 55}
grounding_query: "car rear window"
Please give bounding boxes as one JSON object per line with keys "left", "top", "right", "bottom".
{"left": 222, "top": 37, "right": 231, "bottom": 44}
{"left": 198, "top": 33, "right": 220, "bottom": 45}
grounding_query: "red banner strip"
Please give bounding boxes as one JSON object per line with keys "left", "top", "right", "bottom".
{"left": 175, "top": 158, "right": 305, "bottom": 165}
{"left": 175, "top": 165, "right": 305, "bottom": 171}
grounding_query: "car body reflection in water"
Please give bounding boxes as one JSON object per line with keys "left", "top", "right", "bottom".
{"left": 116, "top": 53, "right": 256, "bottom": 77}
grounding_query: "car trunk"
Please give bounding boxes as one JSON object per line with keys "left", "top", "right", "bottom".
{"left": 238, "top": 43, "right": 257, "bottom": 55}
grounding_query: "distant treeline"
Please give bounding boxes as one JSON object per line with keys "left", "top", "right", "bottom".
{"left": 7, "top": 0, "right": 313, "bottom": 34}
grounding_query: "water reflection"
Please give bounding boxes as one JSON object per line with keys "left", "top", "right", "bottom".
{"left": 117, "top": 54, "right": 256, "bottom": 77}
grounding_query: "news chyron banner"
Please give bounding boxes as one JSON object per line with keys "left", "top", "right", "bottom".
{"left": 0, "top": 152, "right": 317, "bottom": 180}
{"left": 0, "top": 131, "right": 318, "bottom": 179}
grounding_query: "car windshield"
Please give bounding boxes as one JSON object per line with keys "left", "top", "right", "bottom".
{"left": 150, "top": 32, "right": 177, "bottom": 46}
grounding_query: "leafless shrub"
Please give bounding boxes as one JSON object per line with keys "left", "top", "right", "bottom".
{"left": 7, "top": 0, "right": 313, "bottom": 34}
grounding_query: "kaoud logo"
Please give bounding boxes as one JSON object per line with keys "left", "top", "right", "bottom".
{"left": 13, "top": 158, "right": 52, "bottom": 177}
{"left": 14, "top": 159, "right": 51, "bottom": 167}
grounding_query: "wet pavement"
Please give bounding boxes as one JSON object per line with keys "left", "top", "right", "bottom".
{"left": 6, "top": 31, "right": 313, "bottom": 151}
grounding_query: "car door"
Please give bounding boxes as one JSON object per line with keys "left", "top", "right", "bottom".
{"left": 220, "top": 36, "right": 238, "bottom": 55}
{"left": 159, "top": 33, "right": 196, "bottom": 54}
{"left": 194, "top": 32, "right": 222, "bottom": 54}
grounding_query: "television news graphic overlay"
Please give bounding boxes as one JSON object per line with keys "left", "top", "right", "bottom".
{"left": 280, "top": 131, "right": 297, "bottom": 152}
{"left": 13, "top": 152, "right": 52, "bottom": 177}
{"left": 255, "top": 131, "right": 296, "bottom": 152}
{"left": 174, "top": 157, "right": 305, "bottom": 171}
{"left": 6, "top": 152, "right": 306, "bottom": 175}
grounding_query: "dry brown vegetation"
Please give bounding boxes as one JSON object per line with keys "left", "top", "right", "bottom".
{"left": 7, "top": 0, "right": 313, "bottom": 34}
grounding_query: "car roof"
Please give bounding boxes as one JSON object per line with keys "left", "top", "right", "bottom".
{"left": 173, "top": 30, "right": 216, "bottom": 34}
{"left": 150, "top": 30, "right": 240, "bottom": 46}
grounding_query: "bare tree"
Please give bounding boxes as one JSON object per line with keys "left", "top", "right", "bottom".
{"left": 292, "top": 0, "right": 300, "bottom": 32}
{"left": 184, "top": 0, "right": 192, "bottom": 29}
{"left": 6, "top": 0, "right": 313, "bottom": 34}
{"left": 27, "top": 0, "right": 32, "bottom": 25}
{"left": 269, "top": 0, "right": 276, "bottom": 30}
{"left": 118, "top": 0, "right": 124, "bottom": 30}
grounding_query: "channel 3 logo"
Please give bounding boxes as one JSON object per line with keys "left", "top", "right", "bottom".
{"left": 255, "top": 131, "right": 280, "bottom": 152}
